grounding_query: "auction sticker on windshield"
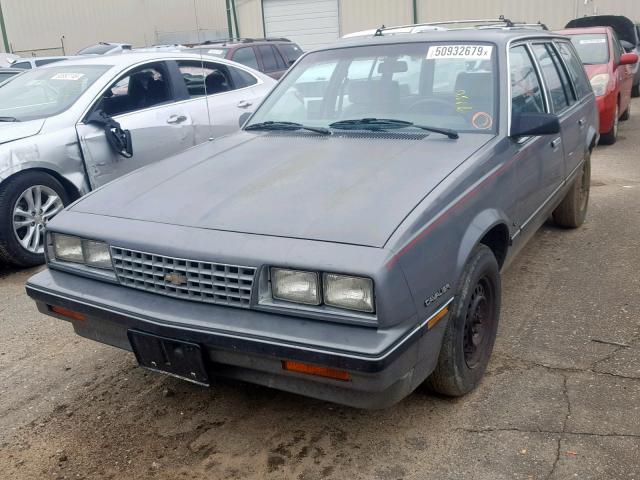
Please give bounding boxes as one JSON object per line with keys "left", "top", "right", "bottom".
{"left": 51, "top": 73, "right": 85, "bottom": 81}
{"left": 427, "top": 45, "right": 493, "bottom": 60}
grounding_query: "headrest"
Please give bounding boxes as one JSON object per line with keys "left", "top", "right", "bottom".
{"left": 454, "top": 72, "right": 493, "bottom": 99}
{"left": 205, "top": 70, "right": 227, "bottom": 90}
{"left": 378, "top": 60, "right": 408, "bottom": 75}
{"left": 348, "top": 81, "right": 400, "bottom": 105}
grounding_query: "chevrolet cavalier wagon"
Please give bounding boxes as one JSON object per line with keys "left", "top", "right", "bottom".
{"left": 27, "top": 21, "right": 598, "bottom": 408}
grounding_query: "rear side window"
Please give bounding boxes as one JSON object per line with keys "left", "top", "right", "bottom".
{"left": 510, "top": 45, "right": 546, "bottom": 114}
{"left": 531, "top": 43, "right": 571, "bottom": 114}
{"left": 278, "top": 43, "right": 303, "bottom": 65}
{"left": 258, "top": 45, "right": 285, "bottom": 72}
{"left": 35, "top": 58, "right": 63, "bottom": 67}
{"left": 12, "top": 61, "right": 32, "bottom": 70}
{"left": 228, "top": 66, "right": 258, "bottom": 88}
{"left": 231, "top": 47, "right": 259, "bottom": 70}
{"left": 556, "top": 42, "right": 592, "bottom": 99}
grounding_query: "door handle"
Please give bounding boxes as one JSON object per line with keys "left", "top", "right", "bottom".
{"left": 551, "top": 138, "right": 562, "bottom": 149}
{"left": 578, "top": 118, "right": 586, "bottom": 127}
{"left": 166, "top": 114, "right": 187, "bottom": 124}
{"left": 237, "top": 100, "right": 253, "bottom": 109}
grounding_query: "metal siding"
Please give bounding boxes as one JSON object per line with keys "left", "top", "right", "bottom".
{"left": 235, "top": 0, "right": 265, "bottom": 38}
{"left": 1, "top": 0, "right": 228, "bottom": 56}
{"left": 339, "top": 0, "right": 414, "bottom": 35}
{"left": 415, "top": 0, "right": 640, "bottom": 30}
{"left": 263, "top": 0, "right": 340, "bottom": 49}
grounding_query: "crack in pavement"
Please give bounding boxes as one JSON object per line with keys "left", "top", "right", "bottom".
{"left": 494, "top": 355, "right": 640, "bottom": 381}
{"left": 546, "top": 373, "right": 569, "bottom": 480}
{"left": 459, "top": 427, "right": 640, "bottom": 439}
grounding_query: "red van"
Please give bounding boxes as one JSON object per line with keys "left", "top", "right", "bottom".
{"left": 557, "top": 26, "right": 638, "bottom": 144}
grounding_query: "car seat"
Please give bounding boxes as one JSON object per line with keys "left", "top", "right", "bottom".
{"left": 205, "top": 70, "right": 230, "bottom": 94}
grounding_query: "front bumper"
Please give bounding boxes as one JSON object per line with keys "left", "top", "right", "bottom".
{"left": 596, "top": 93, "right": 617, "bottom": 134}
{"left": 27, "top": 269, "right": 448, "bottom": 408}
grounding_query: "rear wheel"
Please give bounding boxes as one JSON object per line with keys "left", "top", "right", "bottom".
{"left": 426, "top": 245, "right": 501, "bottom": 397}
{"left": 0, "top": 171, "right": 68, "bottom": 267}
{"left": 599, "top": 104, "right": 619, "bottom": 145}
{"left": 553, "top": 151, "right": 591, "bottom": 229}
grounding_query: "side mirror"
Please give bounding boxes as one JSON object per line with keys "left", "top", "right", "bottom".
{"left": 620, "top": 40, "right": 635, "bottom": 53}
{"left": 620, "top": 52, "right": 639, "bottom": 66}
{"left": 511, "top": 112, "right": 560, "bottom": 138}
{"left": 239, "top": 111, "right": 252, "bottom": 127}
{"left": 85, "top": 110, "right": 133, "bottom": 158}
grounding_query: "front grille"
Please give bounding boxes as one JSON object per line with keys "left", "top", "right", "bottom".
{"left": 111, "top": 247, "right": 255, "bottom": 308}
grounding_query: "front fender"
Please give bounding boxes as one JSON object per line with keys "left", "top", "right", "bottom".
{"left": 0, "top": 137, "right": 89, "bottom": 196}
{"left": 456, "top": 208, "right": 511, "bottom": 273}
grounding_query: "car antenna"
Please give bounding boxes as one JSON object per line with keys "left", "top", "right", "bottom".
{"left": 192, "top": 0, "right": 214, "bottom": 141}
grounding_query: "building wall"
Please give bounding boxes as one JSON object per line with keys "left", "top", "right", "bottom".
{"left": 339, "top": 0, "right": 414, "bottom": 35}
{"left": 235, "top": 0, "right": 264, "bottom": 38}
{"left": 416, "top": 0, "right": 579, "bottom": 30}
{"left": 0, "top": 0, "right": 229, "bottom": 56}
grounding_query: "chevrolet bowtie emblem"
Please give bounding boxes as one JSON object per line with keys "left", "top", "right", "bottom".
{"left": 164, "top": 272, "right": 188, "bottom": 286}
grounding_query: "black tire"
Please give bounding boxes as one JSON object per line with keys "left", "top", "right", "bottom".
{"left": 632, "top": 83, "right": 640, "bottom": 98}
{"left": 599, "top": 104, "right": 619, "bottom": 145}
{"left": 0, "top": 171, "right": 69, "bottom": 267}
{"left": 620, "top": 103, "right": 630, "bottom": 121}
{"left": 427, "top": 244, "right": 501, "bottom": 397}
{"left": 553, "top": 152, "right": 591, "bottom": 229}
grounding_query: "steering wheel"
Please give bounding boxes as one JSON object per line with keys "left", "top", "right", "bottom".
{"left": 409, "top": 97, "right": 460, "bottom": 116}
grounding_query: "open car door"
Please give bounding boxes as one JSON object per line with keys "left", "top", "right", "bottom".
{"left": 76, "top": 61, "right": 195, "bottom": 189}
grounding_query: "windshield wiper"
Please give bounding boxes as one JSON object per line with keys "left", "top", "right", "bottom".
{"left": 245, "top": 121, "right": 331, "bottom": 135}
{"left": 329, "top": 118, "right": 459, "bottom": 139}
{"left": 0, "top": 116, "right": 20, "bottom": 122}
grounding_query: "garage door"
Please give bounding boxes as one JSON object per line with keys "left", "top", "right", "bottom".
{"left": 263, "top": 0, "right": 340, "bottom": 51}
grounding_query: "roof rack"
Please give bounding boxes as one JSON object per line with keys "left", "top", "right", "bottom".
{"left": 188, "top": 37, "right": 291, "bottom": 47}
{"left": 372, "top": 16, "right": 548, "bottom": 36}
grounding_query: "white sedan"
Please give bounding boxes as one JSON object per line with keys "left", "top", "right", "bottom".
{"left": 0, "top": 52, "right": 275, "bottom": 266}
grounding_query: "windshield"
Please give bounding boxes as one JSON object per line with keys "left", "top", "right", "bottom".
{"left": 0, "top": 65, "right": 109, "bottom": 121}
{"left": 569, "top": 34, "right": 610, "bottom": 64}
{"left": 247, "top": 42, "right": 498, "bottom": 134}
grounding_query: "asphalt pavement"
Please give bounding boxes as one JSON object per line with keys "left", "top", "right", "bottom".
{"left": 0, "top": 100, "right": 639, "bottom": 480}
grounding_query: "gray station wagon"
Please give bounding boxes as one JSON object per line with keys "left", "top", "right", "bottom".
{"left": 27, "top": 20, "right": 598, "bottom": 408}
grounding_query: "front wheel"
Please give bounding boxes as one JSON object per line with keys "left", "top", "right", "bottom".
{"left": 0, "top": 171, "right": 68, "bottom": 267}
{"left": 426, "top": 245, "right": 501, "bottom": 397}
{"left": 552, "top": 152, "right": 591, "bottom": 229}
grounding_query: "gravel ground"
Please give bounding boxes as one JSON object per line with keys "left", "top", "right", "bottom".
{"left": 1, "top": 100, "right": 639, "bottom": 480}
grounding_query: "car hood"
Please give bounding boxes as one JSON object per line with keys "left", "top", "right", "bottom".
{"left": 72, "top": 131, "right": 493, "bottom": 247}
{"left": 0, "top": 119, "right": 45, "bottom": 145}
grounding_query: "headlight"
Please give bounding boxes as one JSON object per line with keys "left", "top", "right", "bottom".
{"left": 51, "top": 233, "right": 112, "bottom": 270}
{"left": 590, "top": 73, "right": 610, "bottom": 97}
{"left": 271, "top": 268, "right": 320, "bottom": 305}
{"left": 82, "top": 240, "right": 113, "bottom": 269}
{"left": 323, "top": 273, "right": 374, "bottom": 313}
{"left": 53, "top": 234, "right": 83, "bottom": 264}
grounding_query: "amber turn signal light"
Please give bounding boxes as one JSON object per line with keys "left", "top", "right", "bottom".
{"left": 282, "top": 360, "right": 350, "bottom": 381}
{"left": 49, "top": 305, "right": 86, "bottom": 322}
{"left": 427, "top": 305, "right": 449, "bottom": 330}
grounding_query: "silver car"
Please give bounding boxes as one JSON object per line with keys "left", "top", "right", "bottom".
{"left": 0, "top": 52, "right": 275, "bottom": 266}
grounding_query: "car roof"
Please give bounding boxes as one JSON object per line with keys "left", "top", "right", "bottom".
{"left": 333, "top": 28, "right": 561, "bottom": 50}
{"left": 556, "top": 26, "right": 611, "bottom": 35}
{"left": 42, "top": 52, "right": 241, "bottom": 68}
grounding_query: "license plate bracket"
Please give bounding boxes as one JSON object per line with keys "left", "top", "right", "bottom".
{"left": 128, "top": 330, "right": 210, "bottom": 386}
